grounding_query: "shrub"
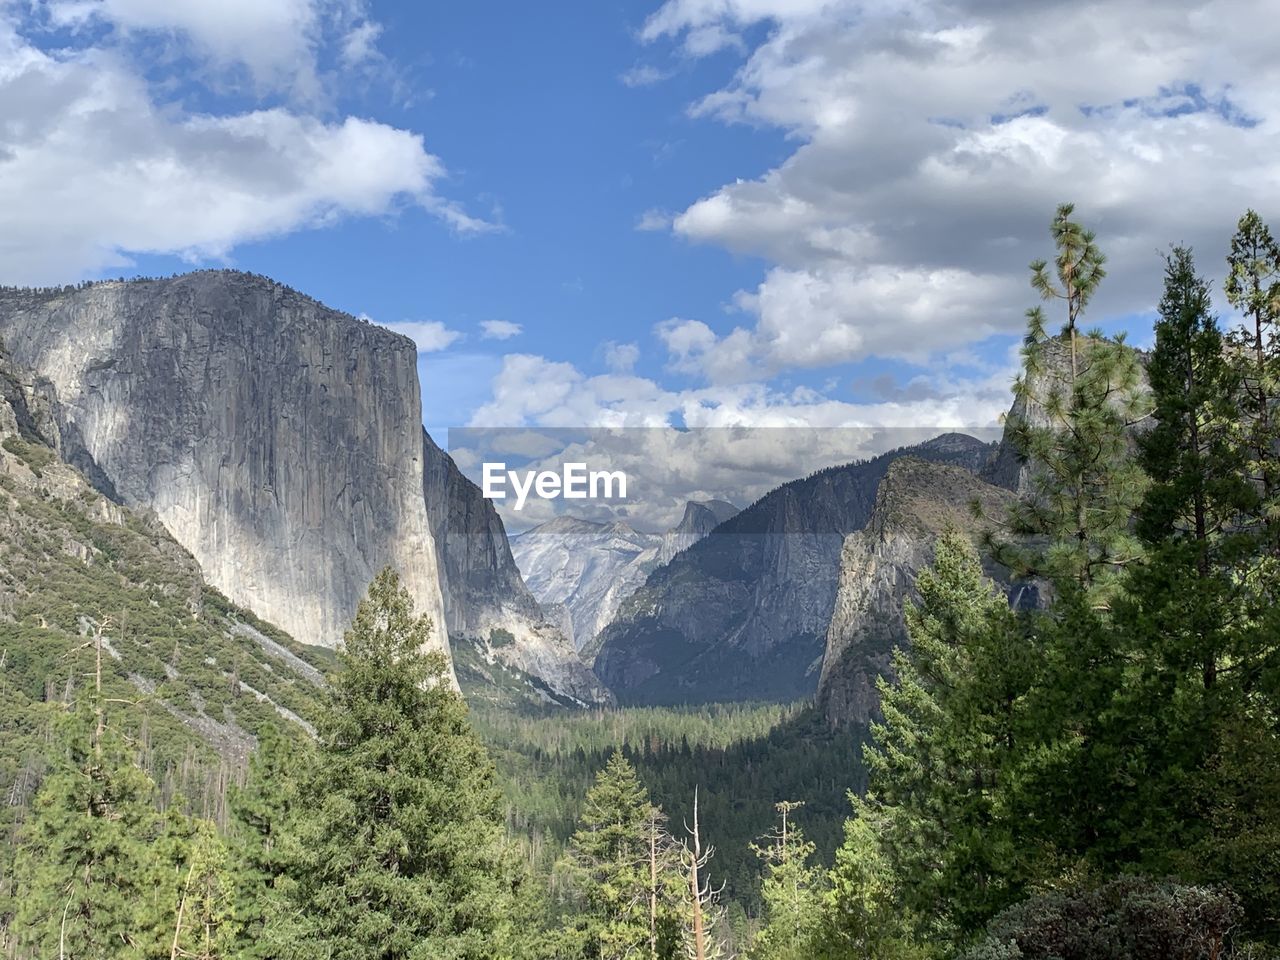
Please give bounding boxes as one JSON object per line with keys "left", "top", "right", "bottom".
{"left": 962, "top": 877, "right": 1245, "bottom": 960}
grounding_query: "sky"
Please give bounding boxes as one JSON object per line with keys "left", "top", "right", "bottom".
{"left": 1, "top": 0, "right": 1277, "bottom": 448}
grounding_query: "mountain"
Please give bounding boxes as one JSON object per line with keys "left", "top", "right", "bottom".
{"left": 815, "top": 457, "right": 1023, "bottom": 727}
{"left": 421, "top": 430, "right": 609, "bottom": 705}
{"left": 658, "top": 499, "right": 740, "bottom": 565}
{"left": 511, "top": 517, "right": 662, "bottom": 652}
{"left": 0, "top": 342, "right": 328, "bottom": 823}
{"left": 592, "top": 434, "right": 996, "bottom": 705}
{"left": 0, "top": 273, "right": 453, "bottom": 679}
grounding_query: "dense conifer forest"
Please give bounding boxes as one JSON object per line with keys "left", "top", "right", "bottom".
{"left": 2, "top": 204, "right": 1280, "bottom": 957}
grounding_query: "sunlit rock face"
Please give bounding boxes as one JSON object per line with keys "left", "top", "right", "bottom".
{"left": 817, "top": 457, "right": 1019, "bottom": 727}
{"left": 422, "top": 430, "right": 610, "bottom": 705}
{"left": 0, "top": 271, "right": 453, "bottom": 680}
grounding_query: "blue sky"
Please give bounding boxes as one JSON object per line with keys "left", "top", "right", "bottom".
{"left": 2, "top": 0, "right": 1275, "bottom": 438}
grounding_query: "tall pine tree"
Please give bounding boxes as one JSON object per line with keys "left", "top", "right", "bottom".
{"left": 228, "top": 722, "right": 309, "bottom": 958}
{"left": 282, "top": 567, "right": 522, "bottom": 960}
{"left": 11, "top": 707, "right": 162, "bottom": 959}
{"left": 747, "top": 802, "right": 824, "bottom": 960}
{"left": 827, "top": 531, "right": 1025, "bottom": 949}
{"left": 1223, "top": 209, "right": 1280, "bottom": 556}
{"left": 559, "top": 750, "right": 682, "bottom": 960}
{"left": 993, "top": 202, "right": 1150, "bottom": 610}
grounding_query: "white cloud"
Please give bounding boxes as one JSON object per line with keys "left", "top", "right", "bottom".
{"left": 480, "top": 319, "right": 523, "bottom": 341}
{"left": 468, "top": 350, "right": 1015, "bottom": 433}
{"left": 620, "top": 63, "right": 672, "bottom": 87}
{"left": 379, "top": 320, "right": 462, "bottom": 353}
{"left": 641, "top": 0, "right": 1280, "bottom": 380}
{"left": 340, "top": 20, "right": 383, "bottom": 70}
{"left": 458, "top": 350, "right": 1015, "bottom": 530}
{"left": 602, "top": 341, "right": 641, "bottom": 373}
{"left": 0, "top": 14, "right": 490, "bottom": 284}
{"left": 635, "top": 208, "right": 673, "bottom": 231}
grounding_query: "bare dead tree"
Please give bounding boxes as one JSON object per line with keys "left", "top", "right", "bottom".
{"left": 680, "top": 787, "right": 726, "bottom": 960}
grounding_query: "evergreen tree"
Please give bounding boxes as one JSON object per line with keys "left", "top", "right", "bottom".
{"left": 168, "top": 820, "right": 239, "bottom": 959}
{"left": 11, "top": 707, "right": 162, "bottom": 959}
{"left": 1223, "top": 209, "right": 1280, "bottom": 555}
{"left": 828, "top": 531, "right": 1025, "bottom": 948}
{"left": 560, "top": 750, "right": 681, "bottom": 960}
{"left": 228, "top": 722, "right": 309, "bottom": 958}
{"left": 1133, "top": 245, "right": 1254, "bottom": 688}
{"left": 283, "top": 567, "right": 522, "bottom": 960}
{"left": 747, "top": 802, "right": 824, "bottom": 960}
{"left": 993, "top": 202, "right": 1150, "bottom": 609}
{"left": 818, "top": 815, "right": 929, "bottom": 960}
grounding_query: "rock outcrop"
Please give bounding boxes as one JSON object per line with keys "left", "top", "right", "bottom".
{"left": 422, "top": 430, "right": 610, "bottom": 705}
{"left": 658, "top": 500, "right": 739, "bottom": 565}
{"left": 0, "top": 342, "right": 328, "bottom": 765}
{"left": 511, "top": 517, "right": 663, "bottom": 652}
{"left": 592, "top": 434, "right": 997, "bottom": 705}
{"left": 816, "top": 457, "right": 1020, "bottom": 727}
{"left": 0, "top": 273, "right": 452, "bottom": 679}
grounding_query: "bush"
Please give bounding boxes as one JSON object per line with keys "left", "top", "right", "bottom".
{"left": 962, "top": 877, "right": 1246, "bottom": 960}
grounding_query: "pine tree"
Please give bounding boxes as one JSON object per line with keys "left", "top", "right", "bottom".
{"left": 1012, "top": 247, "right": 1258, "bottom": 877}
{"left": 1223, "top": 209, "right": 1280, "bottom": 555}
{"left": 560, "top": 750, "right": 681, "bottom": 960}
{"left": 993, "top": 202, "right": 1151, "bottom": 609}
{"left": 282, "top": 567, "right": 521, "bottom": 960}
{"left": 819, "top": 814, "right": 934, "bottom": 960}
{"left": 228, "top": 722, "right": 309, "bottom": 958}
{"left": 746, "top": 802, "right": 824, "bottom": 960}
{"left": 1132, "top": 246, "right": 1254, "bottom": 688}
{"left": 832, "top": 531, "right": 1025, "bottom": 947}
{"left": 168, "top": 820, "right": 239, "bottom": 959}
{"left": 11, "top": 707, "right": 161, "bottom": 959}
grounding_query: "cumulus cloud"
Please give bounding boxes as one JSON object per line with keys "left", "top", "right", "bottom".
{"left": 467, "top": 349, "right": 1016, "bottom": 433}
{"left": 44, "top": 0, "right": 378, "bottom": 97}
{"left": 641, "top": 0, "right": 1280, "bottom": 380}
{"left": 0, "top": 11, "right": 489, "bottom": 284}
{"left": 602, "top": 341, "right": 641, "bottom": 373}
{"left": 480, "top": 319, "right": 523, "bottom": 340}
{"left": 379, "top": 320, "right": 462, "bottom": 353}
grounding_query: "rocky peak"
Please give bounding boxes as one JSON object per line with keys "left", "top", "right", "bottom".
{"left": 421, "top": 430, "right": 610, "bottom": 705}
{"left": 658, "top": 499, "right": 739, "bottom": 564}
{"left": 816, "top": 456, "right": 1018, "bottom": 727}
{"left": 592, "top": 433, "right": 998, "bottom": 706}
{"left": 0, "top": 271, "right": 454, "bottom": 681}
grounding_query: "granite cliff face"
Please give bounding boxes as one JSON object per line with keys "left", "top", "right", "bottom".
{"left": 421, "top": 430, "right": 610, "bottom": 705}
{"left": 511, "top": 499, "right": 739, "bottom": 655}
{"left": 592, "top": 434, "right": 997, "bottom": 705}
{"left": 511, "top": 517, "right": 663, "bottom": 652}
{"left": 0, "top": 273, "right": 453, "bottom": 680}
{"left": 0, "top": 343, "right": 329, "bottom": 766}
{"left": 816, "top": 457, "right": 1019, "bottom": 727}
{"left": 658, "top": 500, "right": 739, "bottom": 565}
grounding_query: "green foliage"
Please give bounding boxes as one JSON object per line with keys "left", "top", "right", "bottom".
{"left": 746, "top": 803, "right": 825, "bottom": 960}
{"left": 169, "top": 820, "right": 240, "bottom": 959}
{"left": 960, "top": 877, "right": 1244, "bottom": 960}
{"left": 228, "top": 722, "right": 310, "bottom": 958}
{"left": 10, "top": 708, "right": 163, "bottom": 958}
{"left": 1223, "top": 209, "right": 1280, "bottom": 550}
{"left": 994, "top": 203, "right": 1150, "bottom": 608}
{"left": 0, "top": 435, "right": 55, "bottom": 475}
{"left": 826, "top": 531, "right": 1024, "bottom": 949}
{"left": 473, "top": 701, "right": 862, "bottom": 916}
{"left": 557, "top": 751, "right": 683, "bottom": 960}
{"left": 281, "top": 567, "right": 523, "bottom": 960}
